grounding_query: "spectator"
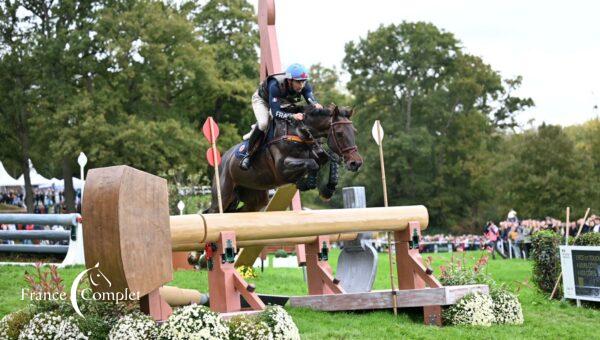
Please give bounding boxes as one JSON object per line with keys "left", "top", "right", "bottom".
{"left": 484, "top": 221, "right": 506, "bottom": 259}
{"left": 521, "top": 223, "right": 532, "bottom": 258}
{"left": 509, "top": 225, "right": 521, "bottom": 259}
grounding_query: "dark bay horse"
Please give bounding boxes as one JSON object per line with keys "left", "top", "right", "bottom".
{"left": 207, "top": 104, "right": 363, "bottom": 213}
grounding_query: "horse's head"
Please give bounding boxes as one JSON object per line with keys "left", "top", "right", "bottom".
{"left": 328, "top": 106, "right": 363, "bottom": 171}
{"left": 302, "top": 104, "right": 363, "bottom": 172}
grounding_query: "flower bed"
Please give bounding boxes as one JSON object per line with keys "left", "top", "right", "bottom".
{"left": 439, "top": 253, "right": 524, "bottom": 326}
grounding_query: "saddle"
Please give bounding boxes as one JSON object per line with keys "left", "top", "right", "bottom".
{"left": 235, "top": 109, "right": 317, "bottom": 159}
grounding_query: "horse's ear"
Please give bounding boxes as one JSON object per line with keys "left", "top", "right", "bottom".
{"left": 348, "top": 107, "right": 356, "bottom": 118}
{"left": 333, "top": 105, "right": 340, "bottom": 117}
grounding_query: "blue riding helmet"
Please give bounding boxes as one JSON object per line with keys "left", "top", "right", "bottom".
{"left": 285, "top": 63, "right": 309, "bottom": 81}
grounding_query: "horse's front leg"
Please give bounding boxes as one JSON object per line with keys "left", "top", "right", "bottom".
{"left": 296, "top": 169, "right": 319, "bottom": 191}
{"left": 319, "top": 161, "right": 339, "bottom": 200}
{"left": 282, "top": 157, "right": 319, "bottom": 185}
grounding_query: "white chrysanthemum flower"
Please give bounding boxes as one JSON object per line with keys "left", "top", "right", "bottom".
{"left": 109, "top": 313, "right": 159, "bottom": 339}
{"left": 159, "top": 304, "right": 229, "bottom": 340}
{"left": 443, "top": 292, "right": 496, "bottom": 327}
{"left": 260, "top": 306, "right": 300, "bottom": 340}
{"left": 491, "top": 289, "right": 524, "bottom": 325}
{"left": 18, "top": 311, "right": 87, "bottom": 340}
{"left": 0, "top": 313, "right": 13, "bottom": 339}
{"left": 229, "top": 315, "right": 273, "bottom": 340}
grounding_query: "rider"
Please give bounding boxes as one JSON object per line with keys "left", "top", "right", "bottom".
{"left": 240, "top": 63, "right": 323, "bottom": 170}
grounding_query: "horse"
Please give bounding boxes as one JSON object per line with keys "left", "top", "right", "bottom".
{"left": 207, "top": 104, "right": 363, "bottom": 213}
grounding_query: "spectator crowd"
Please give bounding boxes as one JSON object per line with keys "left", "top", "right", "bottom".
{"left": 419, "top": 209, "right": 600, "bottom": 260}
{"left": 1, "top": 188, "right": 81, "bottom": 247}
{"left": 1, "top": 188, "right": 81, "bottom": 214}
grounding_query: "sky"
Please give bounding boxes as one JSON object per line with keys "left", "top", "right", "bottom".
{"left": 248, "top": 0, "right": 600, "bottom": 127}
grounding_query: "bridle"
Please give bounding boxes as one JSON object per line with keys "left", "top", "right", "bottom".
{"left": 328, "top": 118, "right": 358, "bottom": 162}
{"left": 268, "top": 108, "right": 358, "bottom": 164}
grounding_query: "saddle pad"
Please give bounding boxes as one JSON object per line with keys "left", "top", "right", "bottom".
{"left": 234, "top": 140, "right": 250, "bottom": 159}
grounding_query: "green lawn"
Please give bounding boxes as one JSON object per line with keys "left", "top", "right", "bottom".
{"left": 1, "top": 250, "right": 598, "bottom": 339}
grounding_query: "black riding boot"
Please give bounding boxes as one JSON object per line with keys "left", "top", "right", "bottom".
{"left": 240, "top": 128, "right": 265, "bottom": 170}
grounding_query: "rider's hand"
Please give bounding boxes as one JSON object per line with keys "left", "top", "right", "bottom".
{"left": 292, "top": 113, "right": 304, "bottom": 121}
{"left": 314, "top": 103, "right": 323, "bottom": 109}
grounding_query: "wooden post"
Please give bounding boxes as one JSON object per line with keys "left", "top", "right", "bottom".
{"left": 395, "top": 221, "right": 443, "bottom": 326}
{"left": 550, "top": 207, "right": 591, "bottom": 300}
{"left": 565, "top": 207, "right": 570, "bottom": 245}
{"left": 373, "top": 120, "right": 398, "bottom": 316}
{"left": 305, "top": 235, "right": 345, "bottom": 295}
{"left": 140, "top": 289, "right": 172, "bottom": 322}
{"left": 209, "top": 122, "right": 223, "bottom": 214}
{"left": 208, "top": 231, "right": 265, "bottom": 312}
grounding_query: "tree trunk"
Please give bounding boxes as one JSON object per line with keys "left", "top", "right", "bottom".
{"left": 405, "top": 89, "right": 412, "bottom": 132}
{"left": 62, "top": 157, "right": 76, "bottom": 213}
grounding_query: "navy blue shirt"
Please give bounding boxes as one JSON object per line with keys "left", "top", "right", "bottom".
{"left": 267, "top": 79, "right": 318, "bottom": 119}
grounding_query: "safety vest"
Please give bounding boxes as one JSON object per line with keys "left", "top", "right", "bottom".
{"left": 258, "top": 73, "right": 304, "bottom": 108}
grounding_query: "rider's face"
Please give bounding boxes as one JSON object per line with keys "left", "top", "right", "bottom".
{"left": 290, "top": 79, "right": 306, "bottom": 92}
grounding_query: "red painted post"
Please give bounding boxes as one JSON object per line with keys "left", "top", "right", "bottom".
{"left": 140, "top": 289, "right": 172, "bottom": 322}
{"left": 395, "top": 222, "right": 443, "bottom": 326}
{"left": 305, "top": 235, "right": 345, "bottom": 295}
{"left": 208, "top": 231, "right": 265, "bottom": 313}
{"left": 258, "top": 0, "right": 282, "bottom": 81}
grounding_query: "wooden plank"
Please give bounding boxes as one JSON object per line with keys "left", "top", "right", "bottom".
{"left": 264, "top": 184, "right": 298, "bottom": 211}
{"left": 174, "top": 233, "right": 358, "bottom": 252}
{"left": 235, "top": 184, "right": 298, "bottom": 267}
{"left": 444, "top": 284, "right": 489, "bottom": 304}
{"left": 288, "top": 285, "right": 488, "bottom": 311}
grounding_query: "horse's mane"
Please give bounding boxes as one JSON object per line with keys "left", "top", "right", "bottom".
{"left": 304, "top": 104, "right": 331, "bottom": 117}
{"left": 304, "top": 104, "right": 350, "bottom": 118}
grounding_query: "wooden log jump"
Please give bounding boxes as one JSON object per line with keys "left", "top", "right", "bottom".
{"left": 82, "top": 165, "right": 487, "bottom": 325}
{"left": 169, "top": 206, "right": 427, "bottom": 250}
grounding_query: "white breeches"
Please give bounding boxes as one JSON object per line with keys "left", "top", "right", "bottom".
{"left": 244, "top": 91, "right": 271, "bottom": 139}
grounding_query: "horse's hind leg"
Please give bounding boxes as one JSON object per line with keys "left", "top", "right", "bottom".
{"left": 236, "top": 188, "right": 269, "bottom": 212}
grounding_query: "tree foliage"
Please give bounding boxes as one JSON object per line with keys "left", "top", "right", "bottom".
{"left": 342, "top": 22, "right": 535, "bottom": 230}
{"left": 1, "top": 8, "right": 596, "bottom": 225}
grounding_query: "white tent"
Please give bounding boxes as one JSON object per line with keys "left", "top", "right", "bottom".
{"left": 38, "top": 177, "right": 84, "bottom": 190}
{"left": 0, "top": 161, "right": 20, "bottom": 187}
{"left": 15, "top": 159, "right": 52, "bottom": 186}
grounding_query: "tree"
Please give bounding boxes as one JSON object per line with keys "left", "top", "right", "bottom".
{"left": 194, "top": 0, "right": 259, "bottom": 127}
{"left": 0, "top": 1, "right": 41, "bottom": 212}
{"left": 498, "top": 124, "right": 588, "bottom": 219}
{"left": 342, "top": 22, "right": 533, "bottom": 230}
{"left": 309, "top": 64, "right": 351, "bottom": 107}
{"left": 26, "top": 0, "right": 233, "bottom": 210}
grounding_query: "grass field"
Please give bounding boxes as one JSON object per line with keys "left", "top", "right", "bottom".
{"left": 1, "top": 250, "right": 598, "bottom": 339}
